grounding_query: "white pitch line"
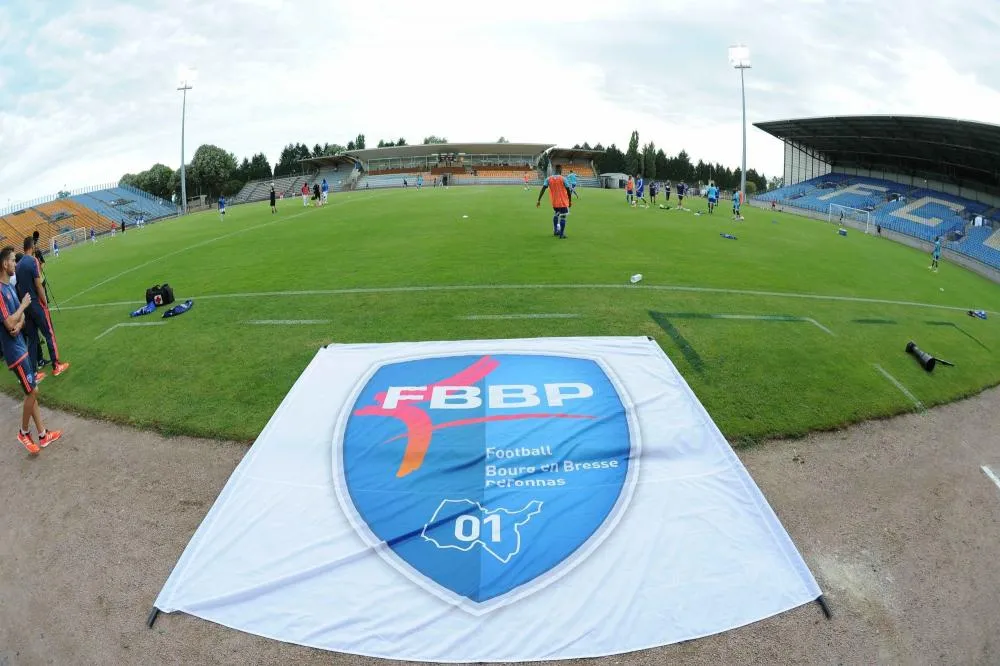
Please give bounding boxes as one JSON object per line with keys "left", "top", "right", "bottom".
{"left": 804, "top": 317, "right": 836, "bottom": 336}
{"left": 705, "top": 313, "right": 835, "bottom": 335}
{"left": 873, "top": 364, "right": 925, "bottom": 411}
{"left": 707, "top": 314, "right": 798, "bottom": 321}
{"left": 460, "top": 313, "right": 580, "bottom": 320}
{"left": 246, "top": 319, "right": 330, "bottom": 325}
{"left": 94, "top": 321, "right": 165, "bottom": 340}
{"left": 982, "top": 466, "right": 1000, "bottom": 492}
{"left": 52, "top": 283, "right": 991, "bottom": 315}
{"left": 63, "top": 191, "right": 391, "bottom": 304}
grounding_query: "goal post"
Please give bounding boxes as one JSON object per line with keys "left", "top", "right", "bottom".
{"left": 51, "top": 228, "right": 88, "bottom": 252}
{"left": 828, "top": 203, "right": 873, "bottom": 233}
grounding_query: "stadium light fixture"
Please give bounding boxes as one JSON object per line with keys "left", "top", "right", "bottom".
{"left": 177, "top": 67, "right": 198, "bottom": 215}
{"left": 728, "top": 45, "right": 751, "bottom": 204}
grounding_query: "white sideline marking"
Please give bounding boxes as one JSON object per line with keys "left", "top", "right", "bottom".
{"left": 246, "top": 319, "right": 330, "bottom": 325}
{"left": 873, "top": 364, "right": 925, "bottom": 411}
{"left": 94, "top": 322, "right": 165, "bottom": 340}
{"left": 982, "top": 466, "right": 1000, "bottom": 492}
{"left": 63, "top": 192, "right": 391, "bottom": 304}
{"left": 460, "top": 313, "right": 580, "bottom": 320}
{"left": 54, "top": 283, "right": 992, "bottom": 315}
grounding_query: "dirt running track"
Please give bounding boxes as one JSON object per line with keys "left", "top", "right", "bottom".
{"left": 1, "top": 386, "right": 998, "bottom": 665}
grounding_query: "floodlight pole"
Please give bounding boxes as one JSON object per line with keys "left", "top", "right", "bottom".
{"left": 739, "top": 66, "right": 747, "bottom": 202}
{"left": 729, "top": 45, "right": 751, "bottom": 204}
{"left": 178, "top": 81, "right": 193, "bottom": 214}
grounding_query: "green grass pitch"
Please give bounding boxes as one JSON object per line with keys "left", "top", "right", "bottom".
{"left": 22, "top": 185, "right": 1000, "bottom": 444}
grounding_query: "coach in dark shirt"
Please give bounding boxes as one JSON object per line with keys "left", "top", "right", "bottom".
{"left": 15, "top": 237, "right": 69, "bottom": 377}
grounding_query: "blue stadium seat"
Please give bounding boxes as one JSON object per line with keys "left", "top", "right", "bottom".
{"left": 756, "top": 174, "right": 1000, "bottom": 269}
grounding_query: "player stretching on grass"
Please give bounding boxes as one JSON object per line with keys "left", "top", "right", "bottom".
{"left": 0, "top": 247, "right": 62, "bottom": 455}
{"left": 536, "top": 165, "right": 572, "bottom": 239}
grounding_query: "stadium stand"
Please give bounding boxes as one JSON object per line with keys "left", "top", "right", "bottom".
{"left": 36, "top": 200, "right": 114, "bottom": 235}
{"left": 760, "top": 173, "right": 999, "bottom": 265}
{"left": 354, "top": 172, "right": 429, "bottom": 189}
{"left": 0, "top": 199, "right": 116, "bottom": 250}
{"left": 754, "top": 115, "right": 1000, "bottom": 273}
{"left": 231, "top": 174, "right": 318, "bottom": 204}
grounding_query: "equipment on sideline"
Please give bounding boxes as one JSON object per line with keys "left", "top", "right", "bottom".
{"left": 162, "top": 299, "right": 193, "bottom": 318}
{"left": 828, "top": 203, "right": 872, "bottom": 234}
{"left": 905, "top": 340, "right": 954, "bottom": 372}
{"left": 145, "top": 284, "right": 175, "bottom": 307}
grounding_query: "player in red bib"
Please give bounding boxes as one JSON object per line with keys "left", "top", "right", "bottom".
{"left": 536, "top": 165, "right": 572, "bottom": 239}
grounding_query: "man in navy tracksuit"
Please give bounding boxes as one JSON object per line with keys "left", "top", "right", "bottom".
{"left": 15, "top": 237, "right": 69, "bottom": 380}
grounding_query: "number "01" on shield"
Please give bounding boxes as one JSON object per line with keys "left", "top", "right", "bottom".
{"left": 454, "top": 513, "right": 501, "bottom": 543}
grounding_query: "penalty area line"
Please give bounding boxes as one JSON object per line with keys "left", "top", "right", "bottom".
{"left": 873, "top": 364, "right": 925, "bottom": 411}
{"left": 700, "top": 313, "right": 835, "bottom": 336}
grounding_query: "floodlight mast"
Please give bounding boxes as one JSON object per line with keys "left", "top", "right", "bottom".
{"left": 177, "top": 70, "right": 195, "bottom": 215}
{"left": 728, "top": 45, "right": 751, "bottom": 204}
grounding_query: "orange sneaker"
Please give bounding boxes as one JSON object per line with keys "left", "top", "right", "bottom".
{"left": 38, "top": 429, "right": 62, "bottom": 449}
{"left": 52, "top": 362, "right": 70, "bottom": 376}
{"left": 34, "top": 371, "right": 46, "bottom": 383}
{"left": 17, "top": 431, "right": 39, "bottom": 455}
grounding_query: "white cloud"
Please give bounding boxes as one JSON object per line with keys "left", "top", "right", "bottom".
{"left": 0, "top": 0, "right": 998, "bottom": 204}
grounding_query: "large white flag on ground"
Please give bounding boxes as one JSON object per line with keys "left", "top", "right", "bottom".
{"left": 154, "top": 336, "right": 821, "bottom": 662}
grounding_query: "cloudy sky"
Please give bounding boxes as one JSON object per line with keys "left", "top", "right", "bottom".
{"left": 2, "top": 0, "right": 999, "bottom": 205}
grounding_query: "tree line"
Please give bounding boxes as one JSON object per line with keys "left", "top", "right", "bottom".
{"left": 121, "top": 129, "right": 779, "bottom": 203}
{"left": 574, "top": 130, "right": 778, "bottom": 194}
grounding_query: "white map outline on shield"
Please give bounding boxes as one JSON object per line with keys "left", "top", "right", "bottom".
{"left": 331, "top": 346, "right": 642, "bottom": 617}
{"left": 421, "top": 498, "right": 544, "bottom": 564}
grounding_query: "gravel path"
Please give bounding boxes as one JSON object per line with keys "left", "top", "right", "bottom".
{"left": 1, "top": 387, "right": 998, "bottom": 665}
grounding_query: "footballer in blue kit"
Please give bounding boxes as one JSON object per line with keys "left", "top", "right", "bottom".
{"left": 218, "top": 196, "right": 226, "bottom": 219}
{"left": 707, "top": 185, "right": 719, "bottom": 214}
{"left": 634, "top": 175, "right": 647, "bottom": 208}
{"left": 930, "top": 236, "right": 942, "bottom": 271}
{"left": 732, "top": 189, "right": 743, "bottom": 219}
{"left": 566, "top": 170, "right": 579, "bottom": 198}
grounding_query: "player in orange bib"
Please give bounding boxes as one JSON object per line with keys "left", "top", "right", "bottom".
{"left": 536, "top": 165, "right": 572, "bottom": 239}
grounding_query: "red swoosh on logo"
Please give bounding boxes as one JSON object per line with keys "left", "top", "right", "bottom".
{"left": 354, "top": 355, "right": 589, "bottom": 478}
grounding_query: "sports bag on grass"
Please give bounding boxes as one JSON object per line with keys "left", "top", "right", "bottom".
{"left": 145, "top": 283, "right": 175, "bottom": 306}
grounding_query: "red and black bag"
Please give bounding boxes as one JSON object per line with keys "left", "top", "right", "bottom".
{"left": 145, "top": 283, "right": 175, "bottom": 306}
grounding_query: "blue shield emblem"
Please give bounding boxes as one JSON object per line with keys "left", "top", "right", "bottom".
{"left": 336, "top": 353, "right": 639, "bottom": 613}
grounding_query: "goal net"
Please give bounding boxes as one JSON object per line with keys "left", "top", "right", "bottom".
{"left": 51, "top": 228, "right": 88, "bottom": 252}
{"left": 828, "top": 203, "right": 873, "bottom": 233}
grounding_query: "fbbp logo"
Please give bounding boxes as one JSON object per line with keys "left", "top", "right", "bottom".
{"left": 337, "top": 353, "right": 638, "bottom": 613}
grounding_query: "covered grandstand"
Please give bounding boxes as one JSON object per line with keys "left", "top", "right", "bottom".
{"left": 230, "top": 142, "right": 606, "bottom": 200}
{"left": 754, "top": 115, "right": 1000, "bottom": 276}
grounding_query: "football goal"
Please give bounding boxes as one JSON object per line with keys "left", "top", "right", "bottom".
{"left": 828, "top": 203, "right": 873, "bottom": 233}
{"left": 51, "top": 228, "right": 88, "bottom": 252}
